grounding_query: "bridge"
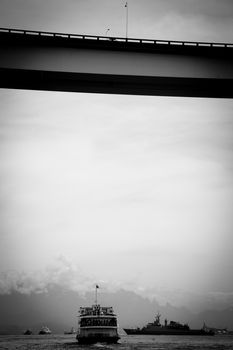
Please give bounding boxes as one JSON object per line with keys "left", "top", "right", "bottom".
{"left": 0, "top": 28, "right": 233, "bottom": 98}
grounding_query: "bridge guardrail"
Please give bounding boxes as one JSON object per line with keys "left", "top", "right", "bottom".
{"left": 0, "top": 27, "right": 233, "bottom": 48}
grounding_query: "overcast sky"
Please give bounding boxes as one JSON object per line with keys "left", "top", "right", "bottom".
{"left": 1, "top": 0, "right": 233, "bottom": 42}
{"left": 0, "top": 0, "right": 233, "bottom": 305}
{"left": 1, "top": 92, "right": 233, "bottom": 297}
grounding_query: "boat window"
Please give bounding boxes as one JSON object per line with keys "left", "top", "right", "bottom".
{"left": 80, "top": 317, "right": 117, "bottom": 327}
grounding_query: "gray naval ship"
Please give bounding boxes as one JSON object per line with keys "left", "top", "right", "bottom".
{"left": 124, "top": 312, "right": 214, "bottom": 336}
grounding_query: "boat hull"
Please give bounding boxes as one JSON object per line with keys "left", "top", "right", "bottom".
{"left": 77, "top": 326, "right": 120, "bottom": 343}
{"left": 77, "top": 302, "right": 120, "bottom": 343}
{"left": 77, "top": 334, "right": 120, "bottom": 344}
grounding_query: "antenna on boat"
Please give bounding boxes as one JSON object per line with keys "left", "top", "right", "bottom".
{"left": 95, "top": 284, "right": 99, "bottom": 304}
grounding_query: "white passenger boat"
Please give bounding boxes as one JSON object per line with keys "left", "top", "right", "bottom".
{"left": 76, "top": 285, "right": 120, "bottom": 344}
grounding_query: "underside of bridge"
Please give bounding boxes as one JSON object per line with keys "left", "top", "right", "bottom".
{"left": 0, "top": 29, "right": 233, "bottom": 98}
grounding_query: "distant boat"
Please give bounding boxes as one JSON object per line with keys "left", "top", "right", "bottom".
{"left": 64, "top": 327, "right": 76, "bottom": 334}
{"left": 76, "top": 285, "right": 120, "bottom": 344}
{"left": 24, "top": 329, "right": 33, "bottom": 335}
{"left": 203, "top": 322, "right": 228, "bottom": 335}
{"left": 124, "top": 312, "right": 214, "bottom": 336}
{"left": 38, "top": 326, "right": 52, "bottom": 335}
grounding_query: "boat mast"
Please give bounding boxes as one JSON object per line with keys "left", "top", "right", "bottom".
{"left": 95, "top": 284, "right": 99, "bottom": 304}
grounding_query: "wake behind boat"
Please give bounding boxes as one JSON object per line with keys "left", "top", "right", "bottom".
{"left": 124, "top": 312, "right": 214, "bottom": 336}
{"left": 76, "top": 285, "right": 120, "bottom": 344}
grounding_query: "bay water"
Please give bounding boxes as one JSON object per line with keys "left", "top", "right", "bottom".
{"left": 0, "top": 334, "right": 233, "bottom": 350}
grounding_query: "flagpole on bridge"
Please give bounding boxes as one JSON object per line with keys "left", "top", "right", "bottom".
{"left": 125, "top": 2, "right": 128, "bottom": 38}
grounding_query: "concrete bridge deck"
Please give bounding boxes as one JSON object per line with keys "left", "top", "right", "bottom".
{"left": 0, "top": 28, "right": 233, "bottom": 97}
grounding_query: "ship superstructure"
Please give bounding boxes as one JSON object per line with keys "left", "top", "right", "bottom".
{"left": 76, "top": 286, "right": 120, "bottom": 343}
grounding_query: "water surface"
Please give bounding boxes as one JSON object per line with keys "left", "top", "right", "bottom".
{"left": 0, "top": 334, "right": 233, "bottom": 350}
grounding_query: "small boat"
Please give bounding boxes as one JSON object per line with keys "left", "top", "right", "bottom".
{"left": 64, "top": 327, "right": 76, "bottom": 334}
{"left": 76, "top": 285, "right": 120, "bottom": 344}
{"left": 203, "top": 322, "right": 228, "bottom": 335}
{"left": 124, "top": 312, "right": 214, "bottom": 336}
{"left": 38, "top": 326, "right": 52, "bottom": 334}
{"left": 24, "top": 329, "right": 33, "bottom": 335}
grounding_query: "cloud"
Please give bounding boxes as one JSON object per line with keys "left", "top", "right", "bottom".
{"left": 0, "top": 255, "right": 233, "bottom": 315}
{"left": 151, "top": 0, "right": 233, "bottom": 18}
{"left": 0, "top": 254, "right": 146, "bottom": 297}
{"left": 141, "top": 287, "right": 233, "bottom": 312}
{"left": 0, "top": 255, "right": 94, "bottom": 295}
{"left": 0, "top": 91, "right": 233, "bottom": 302}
